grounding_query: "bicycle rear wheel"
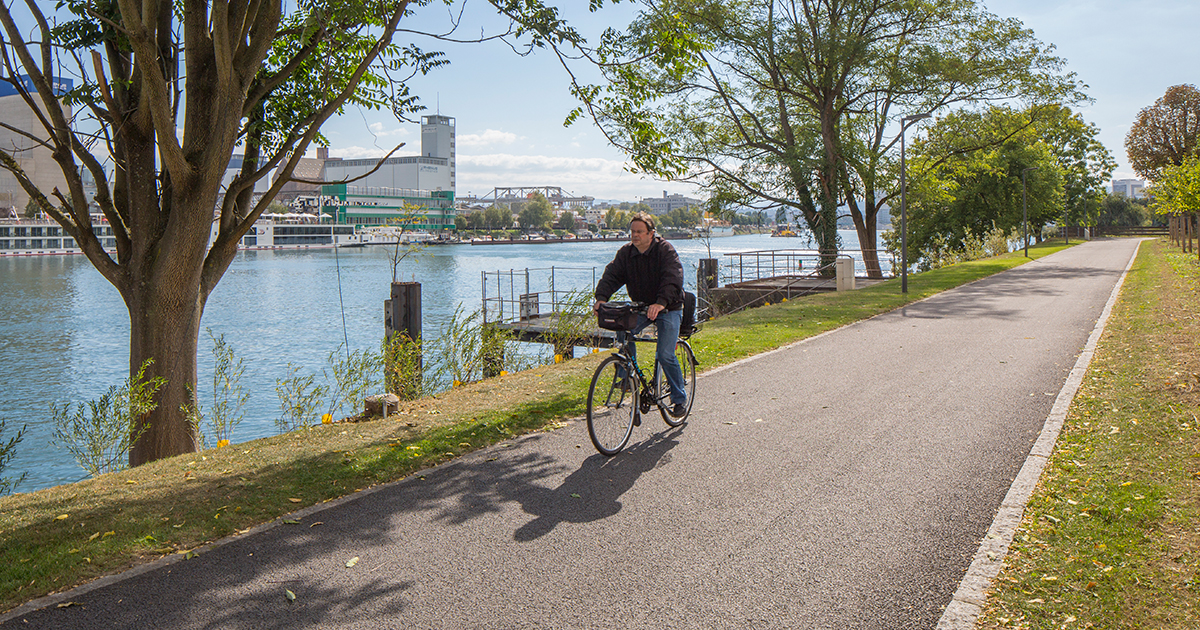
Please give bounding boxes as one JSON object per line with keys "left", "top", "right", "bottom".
{"left": 587, "top": 355, "right": 638, "bottom": 455}
{"left": 657, "top": 339, "right": 697, "bottom": 427}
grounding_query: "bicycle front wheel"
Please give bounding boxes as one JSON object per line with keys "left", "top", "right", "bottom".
{"left": 657, "top": 340, "right": 697, "bottom": 427}
{"left": 587, "top": 355, "right": 638, "bottom": 455}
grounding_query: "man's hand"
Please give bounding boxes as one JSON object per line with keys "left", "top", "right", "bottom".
{"left": 647, "top": 303, "right": 664, "bottom": 321}
{"left": 593, "top": 300, "right": 605, "bottom": 313}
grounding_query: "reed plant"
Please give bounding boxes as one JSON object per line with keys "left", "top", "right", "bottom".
{"left": 274, "top": 363, "right": 328, "bottom": 432}
{"left": 0, "top": 417, "right": 26, "bottom": 495}
{"left": 50, "top": 359, "right": 165, "bottom": 476}
{"left": 542, "top": 289, "right": 597, "bottom": 360}
{"left": 324, "top": 345, "right": 384, "bottom": 419}
{"left": 190, "top": 330, "right": 251, "bottom": 447}
{"left": 383, "top": 332, "right": 424, "bottom": 401}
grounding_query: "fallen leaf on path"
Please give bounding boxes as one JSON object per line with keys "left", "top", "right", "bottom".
{"left": 285, "top": 590, "right": 296, "bottom": 602}
{"left": 346, "top": 557, "right": 360, "bottom": 568}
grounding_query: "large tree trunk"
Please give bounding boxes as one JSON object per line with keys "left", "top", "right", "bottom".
{"left": 128, "top": 282, "right": 204, "bottom": 466}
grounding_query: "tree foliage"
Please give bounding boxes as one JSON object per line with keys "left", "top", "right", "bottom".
{"left": 518, "top": 193, "right": 555, "bottom": 229}
{"left": 904, "top": 106, "right": 1065, "bottom": 259}
{"left": 1148, "top": 157, "right": 1200, "bottom": 217}
{"left": 1126, "top": 84, "right": 1200, "bottom": 182}
{"left": 0, "top": 0, "right": 604, "bottom": 465}
{"left": 568, "top": 0, "right": 1083, "bottom": 276}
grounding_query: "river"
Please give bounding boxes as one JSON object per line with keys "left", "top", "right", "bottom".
{"left": 0, "top": 231, "right": 878, "bottom": 492}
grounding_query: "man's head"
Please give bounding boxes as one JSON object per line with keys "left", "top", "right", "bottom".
{"left": 629, "top": 212, "right": 656, "bottom": 252}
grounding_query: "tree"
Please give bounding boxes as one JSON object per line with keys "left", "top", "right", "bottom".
{"left": 1126, "top": 85, "right": 1200, "bottom": 182}
{"left": 1148, "top": 157, "right": 1200, "bottom": 217}
{"left": 0, "top": 0, "right": 599, "bottom": 465}
{"left": 484, "top": 206, "right": 510, "bottom": 231}
{"left": 518, "top": 193, "right": 555, "bottom": 230}
{"left": 1095, "top": 194, "right": 1151, "bottom": 227}
{"left": 555, "top": 210, "right": 576, "bottom": 230}
{"left": 904, "top": 107, "right": 1064, "bottom": 258}
{"left": 1036, "top": 105, "right": 1116, "bottom": 227}
{"left": 571, "top": 0, "right": 1082, "bottom": 277}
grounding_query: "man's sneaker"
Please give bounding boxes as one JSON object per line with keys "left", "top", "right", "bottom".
{"left": 669, "top": 403, "right": 687, "bottom": 418}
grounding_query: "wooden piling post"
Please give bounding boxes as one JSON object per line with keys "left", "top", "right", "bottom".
{"left": 384, "top": 281, "right": 422, "bottom": 398}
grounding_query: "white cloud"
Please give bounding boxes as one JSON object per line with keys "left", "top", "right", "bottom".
{"left": 457, "top": 129, "right": 519, "bottom": 148}
{"left": 456, "top": 153, "right": 698, "bottom": 202}
{"left": 367, "top": 122, "right": 410, "bottom": 138}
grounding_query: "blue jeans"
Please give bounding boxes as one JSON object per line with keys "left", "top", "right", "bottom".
{"left": 617, "top": 309, "right": 687, "bottom": 406}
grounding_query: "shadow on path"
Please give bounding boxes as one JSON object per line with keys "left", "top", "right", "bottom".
{"left": 514, "top": 428, "right": 684, "bottom": 541}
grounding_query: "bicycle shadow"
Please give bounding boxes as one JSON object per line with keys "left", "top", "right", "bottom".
{"left": 513, "top": 427, "right": 684, "bottom": 542}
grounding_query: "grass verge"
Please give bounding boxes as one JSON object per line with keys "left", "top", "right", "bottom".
{"left": 978, "top": 239, "right": 1200, "bottom": 629}
{"left": 0, "top": 240, "right": 1072, "bottom": 614}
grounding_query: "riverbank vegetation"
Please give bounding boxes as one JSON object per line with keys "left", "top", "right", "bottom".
{"left": 978, "top": 240, "right": 1200, "bottom": 628}
{"left": 0, "top": 240, "right": 1075, "bottom": 613}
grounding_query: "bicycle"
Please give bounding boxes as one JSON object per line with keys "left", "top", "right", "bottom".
{"left": 586, "top": 301, "right": 698, "bottom": 456}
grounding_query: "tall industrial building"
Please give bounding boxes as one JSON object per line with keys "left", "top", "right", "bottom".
{"left": 0, "top": 75, "right": 73, "bottom": 214}
{"left": 422, "top": 114, "right": 455, "bottom": 190}
{"left": 321, "top": 114, "right": 455, "bottom": 193}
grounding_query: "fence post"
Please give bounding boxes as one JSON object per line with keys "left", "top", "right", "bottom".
{"left": 835, "top": 258, "right": 855, "bottom": 291}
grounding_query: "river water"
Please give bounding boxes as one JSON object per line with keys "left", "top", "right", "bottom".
{"left": 0, "top": 231, "right": 876, "bottom": 492}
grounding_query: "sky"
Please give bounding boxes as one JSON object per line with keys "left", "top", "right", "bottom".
{"left": 316, "top": 0, "right": 1200, "bottom": 203}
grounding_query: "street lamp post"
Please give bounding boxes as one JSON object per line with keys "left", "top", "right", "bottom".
{"left": 899, "top": 112, "right": 932, "bottom": 293}
{"left": 1022, "top": 166, "right": 1038, "bottom": 257}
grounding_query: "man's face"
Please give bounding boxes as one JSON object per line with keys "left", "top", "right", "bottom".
{"left": 630, "top": 220, "right": 653, "bottom": 251}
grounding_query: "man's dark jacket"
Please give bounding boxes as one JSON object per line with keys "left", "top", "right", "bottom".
{"left": 594, "top": 235, "right": 684, "bottom": 311}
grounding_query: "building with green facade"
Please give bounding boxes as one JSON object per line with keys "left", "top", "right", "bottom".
{"left": 318, "top": 184, "right": 456, "bottom": 232}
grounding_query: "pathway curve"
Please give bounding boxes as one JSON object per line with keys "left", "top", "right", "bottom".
{"left": 1, "top": 238, "right": 1142, "bottom": 630}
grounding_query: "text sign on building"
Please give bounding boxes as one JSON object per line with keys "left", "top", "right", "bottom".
{"left": 0, "top": 74, "right": 74, "bottom": 98}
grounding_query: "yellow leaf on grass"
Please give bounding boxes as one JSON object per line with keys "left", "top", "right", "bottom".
{"left": 288, "top": 498, "right": 302, "bottom": 503}
{"left": 55, "top": 514, "right": 69, "bottom": 521}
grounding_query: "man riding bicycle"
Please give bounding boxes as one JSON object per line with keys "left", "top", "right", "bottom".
{"left": 593, "top": 212, "right": 688, "bottom": 418}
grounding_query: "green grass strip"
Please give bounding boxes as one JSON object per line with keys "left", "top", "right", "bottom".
{"left": 978, "top": 239, "right": 1200, "bottom": 629}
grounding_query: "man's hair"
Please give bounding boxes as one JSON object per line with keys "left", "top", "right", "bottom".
{"left": 629, "top": 211, "right": 656, "bottom": 232}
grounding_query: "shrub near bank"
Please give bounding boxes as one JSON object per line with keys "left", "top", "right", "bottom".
{"left": 0, "top": 241, "right": 1072, "bottom": 614}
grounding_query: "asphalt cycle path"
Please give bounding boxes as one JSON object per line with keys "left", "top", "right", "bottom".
{"left": 2, "top": 238, "right": 1142, "bottom": 630}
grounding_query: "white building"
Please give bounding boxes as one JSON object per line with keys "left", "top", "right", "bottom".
{"left": 641, "top": 191, "right": 702, "bottom": 215}
{"left": 0, "top": 75, "right": 73, "bottom": 214}
{"left": 1111, "top": 178, "right": 1145, "bottom": 199}
{"left": 321, "top": 115, "right": 454, "bottom": 193}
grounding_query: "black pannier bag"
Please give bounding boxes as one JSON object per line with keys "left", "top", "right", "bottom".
{"left": 597, "top": 302, "right": 639, "bottom": 331}
{"left": 680, "top": 291, "right": 697, "bottom": 337}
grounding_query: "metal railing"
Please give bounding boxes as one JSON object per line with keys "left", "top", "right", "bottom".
{"left": 720, "top": 248, "right": 896, "bottom": 285}
{"left": 482, "top": 266, "right": 598, "bottom": 325}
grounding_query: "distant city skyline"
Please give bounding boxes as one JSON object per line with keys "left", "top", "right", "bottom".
{"left": 313, "top": 1, "right": 1198, "bottom": 202}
